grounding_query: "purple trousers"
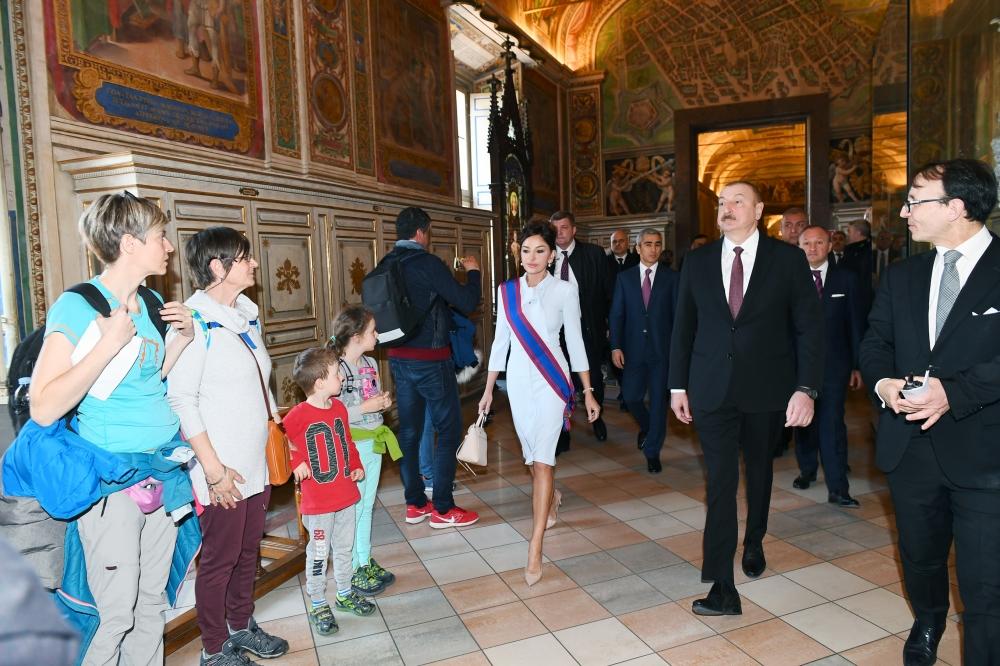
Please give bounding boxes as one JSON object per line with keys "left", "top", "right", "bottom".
{"left": 195, "top": 486, "right": 271, "bottom": 654}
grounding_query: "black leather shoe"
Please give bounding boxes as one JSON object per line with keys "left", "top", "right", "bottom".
{"left": 636, "top": 431, "right": 647, "bottom": 450}
{"left": 593, "top": 417, "right": 607, "bottom": 441}
{"left": 619, "top": 399, "right": 628, "bottom": 412}
{"left": 692, "top": 581, "right": 742, "bottom": 616}
{"left": 793, "top": 472, "right": 816, "bottom": 489}
{"left": 741, "top": 543, "right": 766, "bottom": 578}
{"left": 646, "top": 457, "right": 662, "bottom": 474}
{"left": 828, "top": 492, "right": 860, "bottom": 508}
{"left": 902, "top": 620, "right": 945, "bottom": 666}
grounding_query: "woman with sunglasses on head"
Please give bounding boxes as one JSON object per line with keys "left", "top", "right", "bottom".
{"left": 167, "top": 227, "right": 288, "bottom": 665}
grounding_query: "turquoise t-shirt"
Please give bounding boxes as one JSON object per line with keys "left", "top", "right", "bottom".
{"left": 44, "top": 278, "right": 179, "bottom": 453}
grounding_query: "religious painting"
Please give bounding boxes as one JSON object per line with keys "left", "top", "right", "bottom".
{"left": 45, "top": 0, "right": 263, "bottom": 155}
{"left": 372, "top": 0, "right": 454, "bottom": 196}
{"left": 264, "top": 0, "right": 299, "bottom": 157}
{"left": 306, "top": 0, "right": 353, "bottom": 168}
{"left": 829, "top": 135, "right": 872, "bottom": 203}
{"left": 603, "top": 152, "right": 675, "bottom": 217}
{"left": 522, "top": 67, "right": 560, "bottom": 214}
{"left": 259, "top": 233, "right": 315, "bottom": 322}
{"left": 757, "top": 178, "right": 806, "bottom": 206}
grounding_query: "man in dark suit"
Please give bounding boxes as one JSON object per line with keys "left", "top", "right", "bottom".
{"left": 842, "top": 219, "right": 874, "bottom": 312}
{"left": 859, "top": 158, "right": 1000, "bottom": 665}
{"left": 609, "top": 228, "right": 679, "bottom": 474}
{"left": 551, "top": 211, "right": 612, "bottom": 442}
{"left": 794, "top": 225, "right": 864, "bottom": 506}
{"left": 606, "top": 229, "right": 640, "bottom": 273}
{"left": 607, "top": 229, "right": 640, "bottom": 410}
{"left": 873, "top": 228, "right": 902, "bottom": 281}
{"left": 830, "top": 229, "right": 847, "bottom": 266}
{"left": 669, "top": 181, "right": 823, "bottom": 616}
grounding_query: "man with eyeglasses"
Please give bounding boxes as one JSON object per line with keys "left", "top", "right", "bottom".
{"left": 859, "top": 158, "right": 1000, "bottom": 665}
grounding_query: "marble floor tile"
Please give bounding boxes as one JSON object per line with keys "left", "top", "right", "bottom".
{"left": 782, "top": 602, "right": 889, "bottom": 652}
{"left": 786, "top": 530, "right": 867, "bottom": 560}
{"left": 537, "top": 531, "right": 602, "bottom": 561}
{"left": 439, "top": 574, "right": 518, "bottom": 614}
{"left": 555, "top": 551, "right": 632, "bottom": 586}
{"left": 409, "top": 532, "right": 474, "bottom": 561}
{"left": 523, "top": 588, "right": 610, "bottom": 631}
{"left": 724, "top": 618, "right": 832, "bottom": 666}
{"left": 459, "top": 600, "right": 547, "bottom": 649}
{"left": 423, "top": 552, "right": 495, "bottom": 586}
{"left": 829, "top": 550, "right": 902, "bottom": 586}
{"left": 376, "top": 587, "right": 456, "bottom": 630}
{"left": 657, "top": 635, "right": 759, "bottom": 665}
{"left": 601, "top": 498, "right": 664, "bottom": 521}
{"left": 482, "top": 633, "right": 577, "bottom": 666}
{"left": 390, "top": 616, "right": 480, "bottom": 666}
{"left": 584, "top": 574, "right": 669, "bottom": 615}
{"left": 459, "top": 523, "right": 525, "bottom": 551}
{"left": 618, "top": 602, "right": 715, "bottom": 652}
{"left": 782, "top": 562, "right": 877, "bottom": 600}
{"left": 606, "top": 541, "right": 683, "bottom": 573}
{"left": 836, "top": 588, "right": 914, "bottom": 634}
{"left": 553, "top": 618, "right": 652, "bottom": 666}
{"left": 736, "top": 575, "right": 827, "bottom": 616}
{"left": 626, "top": 513, "right": 695, "bottom": 540}
{"left": 638, "top": 562, "right": 711, "bottom": 601}
{"left": 315, "top": 632, "right": 402, "bottom": 665}
{"left": 499, "top": 562, "right": 579, "bottom": 600}
{"left": 578, "top": 522, "right": 648, "bottom": 549}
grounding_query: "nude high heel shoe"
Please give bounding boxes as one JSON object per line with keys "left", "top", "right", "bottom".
{"left": 524, "top": 567, "right": 542, "bottom": 587}
{"left": 546, "top": 490, "right": 563, "bottom": 530}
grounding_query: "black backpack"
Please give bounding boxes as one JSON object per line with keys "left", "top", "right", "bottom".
{"left": 362, "top": 249, "right": 430, "bottom": 347}
{"left": 7, "top": 283, "right": 168, "bottom": 434}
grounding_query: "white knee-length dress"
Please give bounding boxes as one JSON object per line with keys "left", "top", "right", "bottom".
{"left": 488, "top": 274, "right": 590, "bottom": 466}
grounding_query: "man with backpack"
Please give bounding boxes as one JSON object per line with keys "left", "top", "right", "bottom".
{"left": 366, "top": 207, "right": 482, "bottom": 528}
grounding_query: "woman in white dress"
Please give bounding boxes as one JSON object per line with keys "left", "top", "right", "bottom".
{"left": 479, "top": 221, "right": 601, "bottom": 586}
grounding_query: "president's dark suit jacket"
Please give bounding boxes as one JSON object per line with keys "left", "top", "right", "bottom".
{"left": 668, "top": 235, "right": 824, "bottom": 413}
{"left": 566, "top": 240, "right": 613, "bottom": 358}
{"left": 859, "top": 234, "right": 1000, "bottom": 489}
{"left": 609, "top": 265, "right": 679, "bottom": 362}
{"left": 820, "top": 265, "right": 864, "bottom": 384}
{"left": 607, "top": 251, "right": 640, "bottom": 275}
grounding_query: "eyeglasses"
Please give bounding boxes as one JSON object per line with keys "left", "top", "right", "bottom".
{"left": 901, "top": 197, "right": 951, "bottom": 213}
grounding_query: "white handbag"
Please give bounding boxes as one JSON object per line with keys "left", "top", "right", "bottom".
{"left": 456, "top": 412, "right": 488, "bottom": 474}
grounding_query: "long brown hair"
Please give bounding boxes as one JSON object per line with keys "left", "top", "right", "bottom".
{"left": 327, "top": 305, "right": 375, "bottom": 358}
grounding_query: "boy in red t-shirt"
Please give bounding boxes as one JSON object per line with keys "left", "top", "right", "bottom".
{"left": 284, "top": 347, "right": 373, "bottom": 636}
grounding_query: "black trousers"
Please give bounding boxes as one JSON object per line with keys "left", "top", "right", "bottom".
{"left": 693, "top": 402, "right": 783, "bottom": 584}
{"left": 570, "top": 340, "right": 606, "bottom": 406}
{"left": 622, "top": 358, "right": 668, "bottom": 459}
{"left": 887, "top": 436, "right": 1000, "bottom": 664}
{"left": 795, "top": 378, "right": 849, "bottom": 495}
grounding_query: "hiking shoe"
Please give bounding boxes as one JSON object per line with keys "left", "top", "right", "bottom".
{"left": 405, "top": 502, "right": 434, "bottom": 524}
{"left": 335, "top": 590, "right": 377, "bottom": 616}
{"left": 227, "top": 617, "right": 288, "bottom": 659}
{"left": 308, "top": 603, "right": 339, "bottom": 636}
{"left": 200, "top": 640, "right": 260, "bottom": 665}
{"left": 351, "top": 566, "right": 385, "bottom": 596}
{"left": 430, "top": 506, "right": 480, "bottom": 528}
{"left": 367, "top": 557, "right": 396, "bottom": 587}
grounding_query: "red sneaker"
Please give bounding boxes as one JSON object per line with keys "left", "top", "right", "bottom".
{"left": 430, "top": 506, "right": 480, "bottom": 529}
{"left": 405, "top": 503, "right": 434, "bottom": 524}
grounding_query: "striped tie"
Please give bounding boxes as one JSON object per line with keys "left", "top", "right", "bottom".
{"left": 934, "top": 250, "right": 962, "bottom": 343}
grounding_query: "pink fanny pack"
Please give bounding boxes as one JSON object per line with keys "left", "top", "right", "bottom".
{"left": 122, "top": 476, "right": 165, "bottom": 514}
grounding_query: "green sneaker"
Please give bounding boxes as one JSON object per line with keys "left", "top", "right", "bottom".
{"left": 351, "top": 566, "right": 385, "bottom": 596}
{"left": 335, "top": 590, "right": 376, "bottom": 616}
{"left": 367, "top": 558, "right": 396, "bottom": 587}
{"left": 308, "top": 603, "right": 338, "bottom": 636}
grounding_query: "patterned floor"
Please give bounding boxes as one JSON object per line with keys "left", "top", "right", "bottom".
{"left": 166, "top": 391, "right": 964, "bottom": 665}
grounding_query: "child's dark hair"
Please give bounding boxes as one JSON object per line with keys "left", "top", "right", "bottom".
{"left": 327, "top": 305, "right": 375, "bottom": 357}
{"left": 292, "top": 347, "right": 340, "bottom": 395}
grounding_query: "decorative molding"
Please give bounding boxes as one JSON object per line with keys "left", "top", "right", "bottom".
{"left": 264, "top": 0, "right": 301, "bottom": 158}
{"left": 11, "top": 0, "right": 46, "bottom": 325}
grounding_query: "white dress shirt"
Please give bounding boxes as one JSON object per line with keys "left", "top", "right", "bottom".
{"left": 927, "top": 224, "right": 992, "bottom": 346}
{"left": 555, "top": 240, "right": 578, "bottom": 287}
{"left": 672, "top": 230, "right": 760, "bottom": 395}
{"left": 874, "top": 225, "right": 993, "bottom": 406}
{"left": 810, "top": 260, "right": 829, "bottom": 289}
{"left": 638, "top": 260, "right": 658, "bottom": 288}
{"left": 721, "top": 229, "right": 760, "bottom": 300}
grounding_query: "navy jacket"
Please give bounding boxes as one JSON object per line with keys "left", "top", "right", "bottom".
{"left": 389, "top": 242, "right": 481, "bottom": 350}
{"left": 817, "top": 265, "right": 864, "bottom": 386}
{"left": 609, "top": 264, "right": 679, "bottom": 363}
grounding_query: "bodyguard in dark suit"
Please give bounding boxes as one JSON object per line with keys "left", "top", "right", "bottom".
{"left": 859, "top": 159, "right": 1000, "bottom": 665}
{"left": 551, "top": 211, "right": 613, "bottom": 442}
{"left": 669, "top": 181, "right": 823, "bottom": 616}
{"left": 842, "top": 220, "right": 874, "bottom": 313}
{"left": 609, "top": 229, "right": 678, "bottom": 474}
{"left": 606, "top": 229, "right": 640, "bottom": 273}
{"left": 794, "top": 226, "right": 864, "bottom": 506}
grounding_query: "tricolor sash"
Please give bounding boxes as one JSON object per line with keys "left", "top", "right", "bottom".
{"left": 501, "top": 278, "right": 574, "bottom": 430}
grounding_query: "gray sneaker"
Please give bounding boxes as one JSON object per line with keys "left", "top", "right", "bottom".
{"left": 200, "top": 640, "right": 260, "bottom": 666}
{"left": 227, "top": 617, "right": 289, "bottom": 659}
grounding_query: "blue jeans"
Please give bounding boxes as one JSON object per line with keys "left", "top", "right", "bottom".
{"left": 419, "top": 405, "right": 435, "bottom": 481}
{"left": 389, "top": 358, "right": 460, "bottom": 513}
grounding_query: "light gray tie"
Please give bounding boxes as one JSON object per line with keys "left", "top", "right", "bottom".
{"left": 934, "top": 249, "right": 962, "bottom": 342}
